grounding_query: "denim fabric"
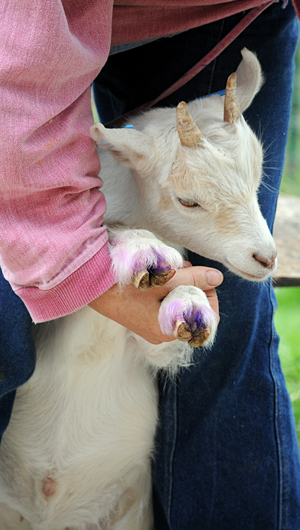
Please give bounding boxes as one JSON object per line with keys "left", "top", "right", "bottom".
{"left": 94, "top": 2, "right": 300, "bottom": 528}
{"left": 0, "top": 269, "right": 36, "bottom": 441}
{"left": 0, "top": 1, "right": 298, "bottom": 527}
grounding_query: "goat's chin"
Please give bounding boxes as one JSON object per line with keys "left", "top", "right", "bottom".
{"left": 224, "top": 260, "right": 274, "bottom": 282}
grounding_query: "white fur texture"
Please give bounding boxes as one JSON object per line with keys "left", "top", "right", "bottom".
{"left": 0, "top": 49, "right": 276, "bottom": 530}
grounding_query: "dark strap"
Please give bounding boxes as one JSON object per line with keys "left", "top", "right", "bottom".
{"left": 105, "top": 1, "right": 274, "bottom": 128}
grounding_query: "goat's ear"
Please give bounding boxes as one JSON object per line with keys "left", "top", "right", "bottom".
{"left": 236, "top": 48, "right": 264, "bottom": 113}
{"left": 90, "top": 123, "right": 154, "bottom": 168}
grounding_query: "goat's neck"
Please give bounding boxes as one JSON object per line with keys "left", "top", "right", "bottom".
{"left": 99, "top": 150, "right": 144, "bottom": 228}
{"left": 99, "top": 149, "right": 184, "bottom": 255}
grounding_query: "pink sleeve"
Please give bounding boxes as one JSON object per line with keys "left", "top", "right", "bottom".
{"left": 0, "top": 0, "right": 116, "bottom": 322}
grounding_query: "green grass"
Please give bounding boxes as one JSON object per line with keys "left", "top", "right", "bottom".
{"left": 281, "top": 42, "right": 300, "bottom": 198}
{"left": 274, "top": 44, "right": 300, "bottom": 445}
{"left": 275, "top": 287, "right": 300, "bottom": 445}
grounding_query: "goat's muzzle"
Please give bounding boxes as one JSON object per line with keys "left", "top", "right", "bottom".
{"left": 252, "top": 251, "right": 277, "bottom": 270}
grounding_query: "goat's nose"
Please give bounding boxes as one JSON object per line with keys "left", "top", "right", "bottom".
{"left": 253, "top": 251, "right": 277, "bottom": 269}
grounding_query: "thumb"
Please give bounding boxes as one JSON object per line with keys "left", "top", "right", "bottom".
{"left": 163, "top": 266, "right": 223, "bottom": 293}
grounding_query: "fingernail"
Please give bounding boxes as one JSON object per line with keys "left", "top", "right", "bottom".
{"left": 206, "top": 270, "right": 223, "bottom": 286}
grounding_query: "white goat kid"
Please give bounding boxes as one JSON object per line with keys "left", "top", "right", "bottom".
{"left": 0, "top": 49, "right": 277, "bottom": 530}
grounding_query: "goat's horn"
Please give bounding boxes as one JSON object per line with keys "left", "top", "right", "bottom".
{"left": 224, "top": 72, "right": 240, "bottom": 123}
{"left": 176, "top": 102, "right": 202, "bottom": 148}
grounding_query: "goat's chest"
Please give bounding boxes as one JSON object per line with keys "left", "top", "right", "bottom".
{"left": 0, "top": 314, "right": 158, "bottom": 527}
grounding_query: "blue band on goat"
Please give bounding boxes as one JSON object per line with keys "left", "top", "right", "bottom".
{"left": 198, "top": 89, "right": 225, "bottom": 100}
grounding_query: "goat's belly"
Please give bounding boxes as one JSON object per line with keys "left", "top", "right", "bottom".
{"left": 0, "top": 338, "right": 157, "bottom": 530}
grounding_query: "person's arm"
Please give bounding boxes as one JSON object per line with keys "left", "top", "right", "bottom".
{"left": 0, "top": 1, "right": 222, "bottom": 343}
{"left": 0, "top": 0, "right": 116, "bottom": 322}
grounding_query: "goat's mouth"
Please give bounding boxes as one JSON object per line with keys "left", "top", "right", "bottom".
{"left": 224, "top": 260, "right": 274, "bottom": 282}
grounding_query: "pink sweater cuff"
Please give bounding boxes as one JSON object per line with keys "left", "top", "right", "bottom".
{"left": 15, "top": 243, "right": 116, "bottom": 323}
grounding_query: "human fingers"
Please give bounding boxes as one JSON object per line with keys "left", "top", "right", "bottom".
{"left": 89, "top": 282, "right": 176, "bottom": 344}
{"left": 89, "top": 267, "right": 223, "bottom": 344}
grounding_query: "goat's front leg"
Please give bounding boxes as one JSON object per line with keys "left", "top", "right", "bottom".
{"left": 158, "top": 285, "right": 218, "bottom": 348}
{"left": 108, "top": 226, "right": 184, "bottom": 289}
{"left": 109, "top": 226, "right": 217, "bottom": 348}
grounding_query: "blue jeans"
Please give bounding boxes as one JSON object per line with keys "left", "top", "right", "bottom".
{"left": 0, "top": 270, "right": 36, "bottom": 439}
{"left": 94, "top": 2, "right": 300, "bottom": 528}
{"left": 0, "top": 1, "right": 299, "bottom": 528}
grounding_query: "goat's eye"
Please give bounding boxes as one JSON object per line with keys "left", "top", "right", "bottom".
{"left": 178, "top": 198, "right": 200, "bottom": 208}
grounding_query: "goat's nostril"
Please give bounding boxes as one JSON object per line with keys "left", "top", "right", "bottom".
{"left": 253, "top": 252, "right": 277, "bottom": 269}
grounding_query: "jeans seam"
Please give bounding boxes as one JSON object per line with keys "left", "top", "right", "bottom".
{"left": 167, "top": 381, "right": 178, "bottom": 525}
{"left": 269, "top": 281, "right": 289, "bottom": 530}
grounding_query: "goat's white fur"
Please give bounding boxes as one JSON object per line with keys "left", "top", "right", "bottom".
{"left": 0, "top": 49, "right": 277, "bottom": 530}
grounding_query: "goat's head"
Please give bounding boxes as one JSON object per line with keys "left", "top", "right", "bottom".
{"left": 91, "top": 48, "right": 277, "bottom": 282}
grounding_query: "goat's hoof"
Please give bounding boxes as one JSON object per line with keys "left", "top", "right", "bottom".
{"left": 150, "top": 267, "right": 176, "bottom": 287}
{"left": 174, "top": 319, "right": 210, "bottom": 347}
{"left": 188, "top": 327, "right": 210, "bottom": 347}
{"left": 133, "top": 270, "right": 151, "bottom": 290}
{"left": 174, "top": 321, "right": 193, "bottom": 341}
{"left": 181, "top": 307, "right": 213, "bottom": 348}
{"left": 110, "top": 230, "right": 183, "bottom": 289}
{"left": 158, "top": 286, "right": 217, "bottom": 349}
{"left": 133, "top": 265, "right": 176, "bottom": 290}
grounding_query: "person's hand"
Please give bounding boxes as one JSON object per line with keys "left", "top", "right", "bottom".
{"left": 89, "top": 264, "right": 223, "bottom": 344}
